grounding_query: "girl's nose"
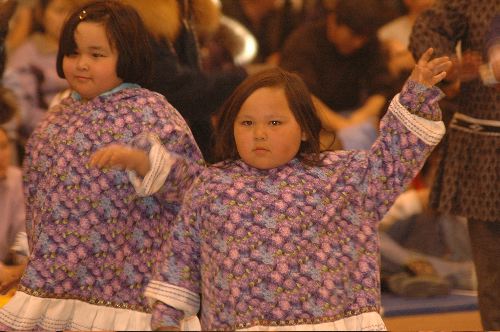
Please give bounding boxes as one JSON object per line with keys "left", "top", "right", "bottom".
{"left": 254, "top": 125, "right": 267, "bottom": 141}
{"left": 76, "top": 56, "right": 89, "bottom": 70}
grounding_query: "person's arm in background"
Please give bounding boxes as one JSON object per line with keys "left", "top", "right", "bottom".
{"left": 349, "top": 94, "right": 387, "bottom": 125}
{"left": 481, "top": 14, "right": 500, "bottom": 90}
{"left": 356, "top": 39, "right": 394, "bottom": 122}
{"left": 5, "top": 1, "right": 34, "bottom": 54}
{"left": 409, "top": 0, "right": 480, "bottom": 85}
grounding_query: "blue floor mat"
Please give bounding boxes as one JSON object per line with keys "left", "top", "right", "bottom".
{"left": 381, "top": 290, "right": 478, "bottom": 317}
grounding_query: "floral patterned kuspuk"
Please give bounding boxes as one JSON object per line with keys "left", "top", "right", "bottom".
{"left": 19, "top": 87, "right": 202, "bottom": 312}
{"left": 147, "top": 81, "right": 446, "bottom": 331}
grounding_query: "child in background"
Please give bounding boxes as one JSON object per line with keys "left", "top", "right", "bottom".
{"left": 0, "top": 126, "right": 27, "bottom": 306}
{"left": 95, "top": 48, "right": 450, "bottom": 330}
{"left": 3, "top": 0, "right": 85, "bottom": 150}
{"left": 0, "top": 126, "right": 25, "bottom": 264}
{"left": 0, "top": 1, "right": 202, "bottom": 330}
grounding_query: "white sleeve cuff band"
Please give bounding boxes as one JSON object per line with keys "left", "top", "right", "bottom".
{"left": 389, "top": 94, "right": 446, "bottom": 146}
{"left": 144, "top": 280, "right": 200, "bottom": 317}
{"left": 128, "top": 134, "right": 175, "bottom": 196}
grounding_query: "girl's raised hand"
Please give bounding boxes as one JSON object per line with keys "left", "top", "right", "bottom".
{"left": 409, "top": 48, "right": 453, "bottom": 87}
{"left": 89, "top": 144, "right": 151, "bottom": 177}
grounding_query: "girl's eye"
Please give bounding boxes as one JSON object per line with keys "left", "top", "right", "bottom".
{"left": 270, "top": 120, "right": 281, "bottom": 126}
{"left": 241, "top": 120, "right": 253, "bottom": 126}
{"left": 92, "top": 53, "right": 104, "bottom": 58}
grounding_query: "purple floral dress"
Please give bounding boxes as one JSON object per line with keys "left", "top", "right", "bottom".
{"left": 146, "top": 81, "right": 446, "bottom": 331}
{"left": 0, "top": 85, "right": 203, "bottom": 331}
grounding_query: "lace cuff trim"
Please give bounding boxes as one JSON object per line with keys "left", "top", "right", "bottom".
{"left": 128, "top": 134, "right": 174, "bottom": 196}
{"left": 390, "top": 94, "right": 445, "bottom": 145}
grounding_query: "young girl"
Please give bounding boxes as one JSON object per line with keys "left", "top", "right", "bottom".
{"left": 96, "top": 49, "right": 450, "bottom": 330}
{"left": 0, "top": 1, "right": 203, "bottom": 330}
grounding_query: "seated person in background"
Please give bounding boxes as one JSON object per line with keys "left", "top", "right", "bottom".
{"left": 123, "top": 0, "right": 248, "bottom": 162}
{"left": 3, "top": 0, "right": 34, "bottom": 54}
{"left": 0, "top": 0, "right": 21, "bottom": 163}
{"left": 0, "top": 0, "right": 17, "bottom": 82}
{"left": 199, "top": 15, "right": 259, "bottom": 74}
{"left": 0, "top": 126, "right": 27, "bottom": 294}
{"left": 220, "top": 0, "right": 305, "bottom": 66}
{"left": 280, "top": 0, "right": 395, "bottom": 150}
{"left": 378, "top": 0, "right": 435, "bottom": 79}
{"left": 3, "top": 0, "right": 84, "bottom": 157}
{"left": 379, "top": 151, "right": 476, "bottom": 297}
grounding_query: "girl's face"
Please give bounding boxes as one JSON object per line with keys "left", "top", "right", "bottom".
{"left": 234, "top": 87, "right": 305, "bottom": 170}
{"left": 63, "top": 22, "right": 123, "bottom": 101}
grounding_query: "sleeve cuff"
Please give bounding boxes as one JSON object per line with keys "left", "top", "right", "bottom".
{"left": 398, "top": 80, "right": 444, "bottom": 121}
{"left": 151, "top": 301, "right": 184, "bottom": 330}
{"left": 145, "top": 280, "right": 200, "bottom": 316}
{"left": 128, "top": 134, "right": 175, "bottom": 196}
{"left": 389, "top": 94, "right": 445, "bottom": 146}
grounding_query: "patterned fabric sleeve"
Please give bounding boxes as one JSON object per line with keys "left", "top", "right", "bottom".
{"left": 3, "top": 63, "right": 45, "bottom": 134}
{"left": 145, "top": 181, "right": 204, "bottom": 325}
{"left": 398, "top": 80, "right": 444, "bottom": 121}
{"left": 128, "top": 132, "right": 204, "bottom": 202}
{"left": 353, "top": 81, "right": 445, "bottom": 222}
{"left": 409, "top": 0, "right": 468, "bottom": 58}
{"left": 126, "top": 92, "right": 204, "bottom": 205}
{"left": 151, "top": 301, "right": 184, "bottom": 330}
{"left": 21, "top": 125, "right": 39, "bottom": 248}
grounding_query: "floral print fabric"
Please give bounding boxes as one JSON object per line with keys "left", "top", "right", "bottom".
{"left": 17, "top": 87, "right": 202, "bottom": 313}
{"left": 149, "top": 82, "right": 444, "bottom": 330}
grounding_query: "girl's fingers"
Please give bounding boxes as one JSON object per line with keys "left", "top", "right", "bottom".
{"left": 428, "top": 57, "right": 451, "bottom": 71}
{"left": 110, "top": 154, "right": 127, "bottom": 169}
{"left": 90, "top": 145, "right": 133, "bottom": 170}
{"left": 432, "top": 71, "right": 447, "bottom": 85}
{"left": 89, "top": 150, "right": 104, "bottom": 167}
{"left": 430, "top": 62, "right": 452, "bottom": 76}
{"left": 97, "top": 152, "right": 113, "bottom": 168}
{"left": 418, "top": 48, "right": 434, "bottom": 65}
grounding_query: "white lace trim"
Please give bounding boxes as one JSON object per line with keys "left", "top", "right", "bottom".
{"left": 389, "top": 94, "right": 445, "bottom": 146}
{"left": 128, "top": 133, "right": 174, "bottom": 196}
{"left": 0, "top": 291, "right": 151, "bottom": 331}
{"left": 0, "top": 291, "right": 200, "bottom": 331}
{"left": 239, "top": 312, "right": 386, "bottom": 331}
{"left": 145, "top": 280, "right": 200, "bottom": 316}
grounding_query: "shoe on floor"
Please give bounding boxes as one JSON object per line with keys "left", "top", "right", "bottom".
{"left": 388, "top": 272, "right": 450, "bottom": 298}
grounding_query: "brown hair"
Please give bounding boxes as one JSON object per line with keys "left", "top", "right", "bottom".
{"left": 56, "top": 0, "right": 153, "bottom": 87}
{"left": 214, "top": 67, "right": 324, "bottom": 165}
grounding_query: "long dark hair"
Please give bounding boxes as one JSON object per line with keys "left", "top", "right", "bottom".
{"left": 214, "top": 67, "right": 323, "bottom": 165}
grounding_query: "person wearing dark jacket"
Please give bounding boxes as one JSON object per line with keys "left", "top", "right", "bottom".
{"left": 124, "top": 0, "right": 247, "bottom": 162}
{"left": 0, "top": 0, "right": 18, "bottom": 124}
{"left": 279, "top": 0, "right": 394, "bottom": 150}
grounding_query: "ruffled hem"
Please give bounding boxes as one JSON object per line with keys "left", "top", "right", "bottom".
{"left": 238, "top": 312, "right": 386, "bottom": 331}
{"left": 0, "top": 291, "right": 152, "bottom": 331}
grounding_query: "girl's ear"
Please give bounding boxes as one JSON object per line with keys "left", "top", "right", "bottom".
{"left": 301, "top": 131, "right": 307, "bottom": 142}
